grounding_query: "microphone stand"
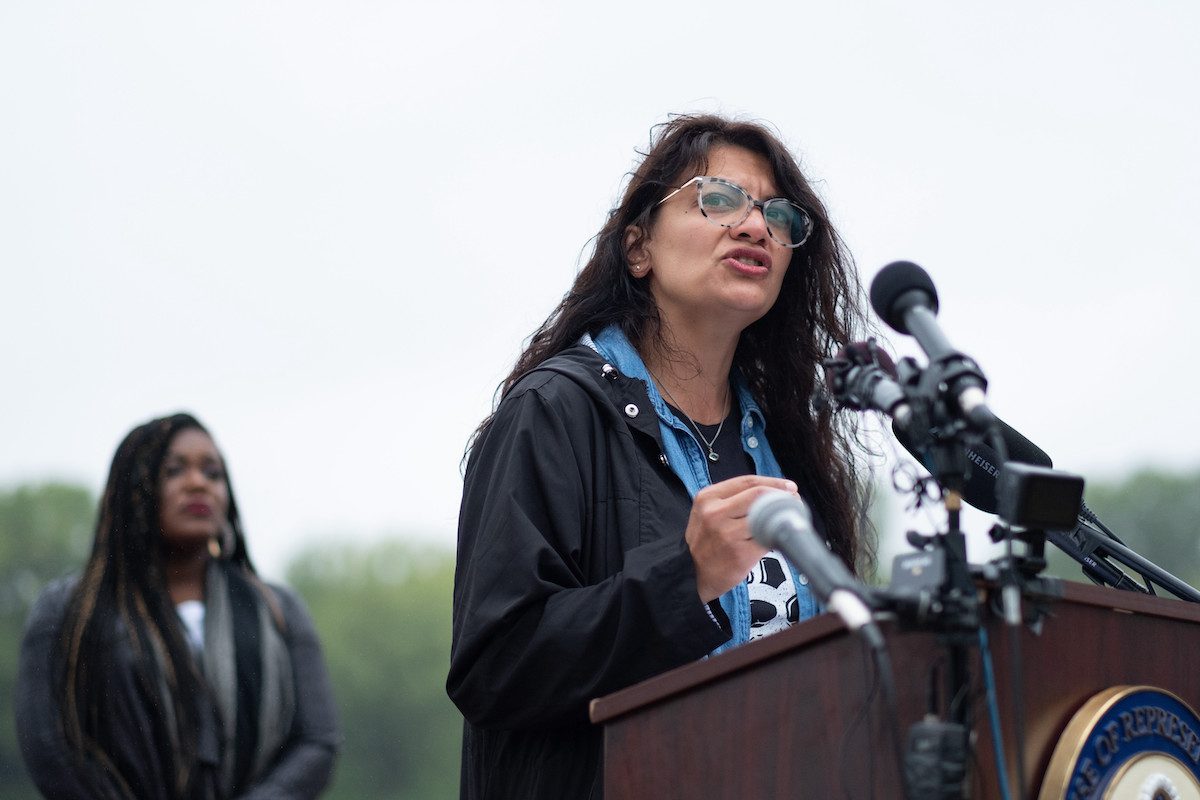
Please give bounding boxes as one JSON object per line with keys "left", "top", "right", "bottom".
{"left": 892, "top": 357, "right": 989, "bottom": 631}
{"left": 1044, "top": 518, "right": 1200, "bottom": 603}
{"left": 888, "top": 366, "right": 989, "bottom": 798}
{"left": 888, "top": 354, "right": 1075, "bottom": 799}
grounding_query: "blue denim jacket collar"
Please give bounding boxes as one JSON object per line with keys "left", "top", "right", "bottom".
{"left": 584, "top": 325, "right": 816, "bottom": 652}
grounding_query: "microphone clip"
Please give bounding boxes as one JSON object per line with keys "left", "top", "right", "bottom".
{"left": 822, "top": 338, "right": 902, "bottom": 412}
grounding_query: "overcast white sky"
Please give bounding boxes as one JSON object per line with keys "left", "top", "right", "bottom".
{"left": 3, "top": 2, "right": 1197, "bottom": 579}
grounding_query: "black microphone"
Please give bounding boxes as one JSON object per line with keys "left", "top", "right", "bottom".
{"left": 749, "top": 491, "right": 883, "bottom": 648}
{"left": 893, "top": 415, "right": 1051, "bottom": 514}
{"left": 870, "top": 261, "right": 994, "bottom": 430}
{"left": 824, "top": 340, "right": 913, "bottom": 429}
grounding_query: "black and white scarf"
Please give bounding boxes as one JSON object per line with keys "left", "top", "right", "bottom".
{"left": 198, "top": 561, "right": 296, "bottom": 797}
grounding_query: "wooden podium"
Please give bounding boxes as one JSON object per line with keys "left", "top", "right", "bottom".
{"left": 589, "top": 581, "right": 1200, "bottom": 798}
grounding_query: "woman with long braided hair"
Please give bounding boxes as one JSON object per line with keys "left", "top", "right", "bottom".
{"left": 15, "top": 413, "right": 339, "bottom": 799}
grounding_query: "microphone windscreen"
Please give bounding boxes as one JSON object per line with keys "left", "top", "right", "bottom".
{"left": 840, "top": 341, "right": 899, "bottom": 378}
{"left": 870, "top": 261, "right": 939, "bottom": 333}
{"left": 824, "top": 340, "right": 900, "bottom": 394}
{"left": 748, "top": 490, "right": 811, "bottom": 549}
{"left": 892, "top": 415, "right": 1053, "bottom": 514}
{"left": 992, "top": 416, "right": 1053, "bottom": 469}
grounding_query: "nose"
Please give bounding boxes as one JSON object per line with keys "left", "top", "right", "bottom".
{"left": 183, "top": 465, "right": 213, "bottom": 490}
{"left": 731, "top": 204, "right": 770, "bottom": 244}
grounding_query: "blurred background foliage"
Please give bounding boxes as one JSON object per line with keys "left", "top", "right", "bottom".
{"left": 3, "top": 469, "right": 1199, "bottom": 798}
{"left": 286, "top": 542, "right": 461, "bottom": 799}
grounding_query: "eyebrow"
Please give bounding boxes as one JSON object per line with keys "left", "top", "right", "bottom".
{"left": 162, "top": 452, "right": 223, "bottom": 464}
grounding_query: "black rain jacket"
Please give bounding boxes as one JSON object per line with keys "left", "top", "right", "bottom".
{"left": 448, "top": 344, "right": 731, "bottom": 799}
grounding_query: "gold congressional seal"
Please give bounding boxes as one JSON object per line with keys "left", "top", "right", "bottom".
{"left": 1039, "top": 686, "right": 1200, "bottom": 800}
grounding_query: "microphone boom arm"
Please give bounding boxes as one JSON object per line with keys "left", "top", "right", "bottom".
{"left": 1046, "top": 519, "right": 1200, "bottom": 603}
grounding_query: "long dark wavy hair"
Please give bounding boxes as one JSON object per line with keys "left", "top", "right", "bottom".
{"left": 54, "top": 413, "right": 258, "bottom": 799}
{"left": 475, "top": 114, "right": 871, "bottom": 572}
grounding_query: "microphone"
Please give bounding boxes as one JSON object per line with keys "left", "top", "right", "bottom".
{"left": 824, "top": 340, "right": 913, "bottom": 429}
{"left": 870, "top": 261, "right": 995, "bottom": 430}
{"left": 749, "top": 491, "right": 883, "bottom": 648}
{"left": 893, "top": 415, "right": 1051, "bottom": 514}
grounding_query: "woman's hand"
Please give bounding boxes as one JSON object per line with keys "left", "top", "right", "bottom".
{"left": 684, "top": 475, "right": 800, "bottom": 603}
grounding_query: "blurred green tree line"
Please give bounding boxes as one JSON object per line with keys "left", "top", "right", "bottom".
{"left": 2, "top": 468, "right": 1199, "bottom": 798}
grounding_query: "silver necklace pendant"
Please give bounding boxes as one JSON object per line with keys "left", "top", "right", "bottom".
{"left": 644, "top": 366, "right": 729, "bottom": 468}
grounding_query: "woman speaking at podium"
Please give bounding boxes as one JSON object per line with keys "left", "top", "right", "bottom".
{"left": 449, "top": 114, "right": 869, "bottom": 798}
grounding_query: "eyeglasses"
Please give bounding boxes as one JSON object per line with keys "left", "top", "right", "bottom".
{"left": 657, "top": 176, "right": 814, "bottom": 249}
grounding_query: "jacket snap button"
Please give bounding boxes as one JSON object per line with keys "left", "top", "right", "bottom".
{"left": 747, "top": 436, "right": 759, "bottom": 448}
{"left": 798, "top": 573, "right": 809, "bottom": 586}
{"left": 624, "top": 404, "right": 639, "bottom": 418}
{"left": 659, "top": 454, "right": 668, "bottom": 466}
{"left": 602, "top": 363, "right": 615, "bottom": 376}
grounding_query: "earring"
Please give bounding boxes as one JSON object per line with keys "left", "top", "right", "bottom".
{"left": 208, "top": 521, "right": 235, "bottom": 559}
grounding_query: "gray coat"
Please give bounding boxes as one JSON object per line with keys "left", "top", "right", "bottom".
{"left": 15, "top": 573, "right": 340, "bottom": 799}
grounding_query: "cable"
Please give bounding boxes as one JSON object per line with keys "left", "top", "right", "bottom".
{"left": 948, "top": 673, "right": 971, "bottom": 723}
{"left": 978, "top": 628, "right": 1015, "bottom": 800}
{"left": 839, "top": 641, "right": 880, "bottom": 800}
{"left": 926, "top": 658, "right": 944, "bottom": 716}
{"left": 1079, "top": 501, "right": 1124, "bottom": 545}
{"left": 835, "top": 637, "right": 906, "bottom": 799}
{"left": 871, "top": 642, "right": 906, "bottom": 796}
{"left": 1079, "top": 502, "right": 1156, "bottom": 594}
{"left": 1007, "top": 617, "right": 1028, "bottom": 797}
